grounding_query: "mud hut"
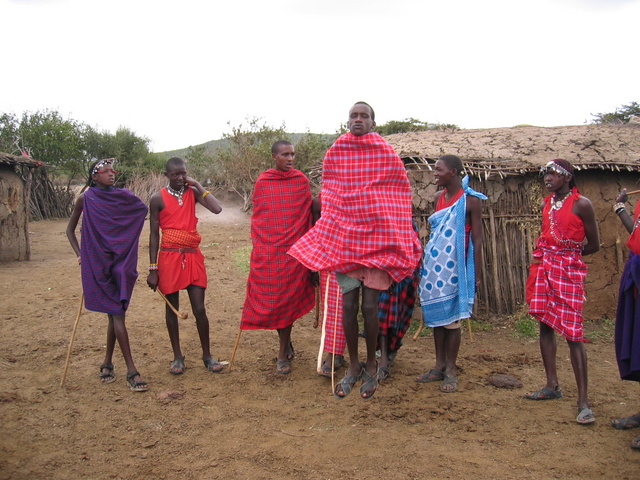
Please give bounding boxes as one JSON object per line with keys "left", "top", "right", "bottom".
{"left": 0, "top": 152, "right": 43, "bottom": 261}
{"left": 386, "top": 124, "right": 640, "bottom": 319}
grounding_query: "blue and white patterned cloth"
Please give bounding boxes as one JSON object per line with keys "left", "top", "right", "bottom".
{"left": 419, "top": 176, "right": 486, "bottom": 327}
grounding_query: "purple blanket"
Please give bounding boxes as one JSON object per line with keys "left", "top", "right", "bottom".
{"left": 80, "top": 187, "right": 147, "bottom": 314}
{"left": 616, "top": 252, "right": 640, "bottom": 382}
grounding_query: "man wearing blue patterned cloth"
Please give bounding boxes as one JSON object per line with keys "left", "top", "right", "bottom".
{"left": 416, "top": 155, "right": 486, "bottom": 393}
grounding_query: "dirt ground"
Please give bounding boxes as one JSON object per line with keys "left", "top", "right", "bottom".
{"left": 1, "top": 199, "right": 639, "bottom": 480}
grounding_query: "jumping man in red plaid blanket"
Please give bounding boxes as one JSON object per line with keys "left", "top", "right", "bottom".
{"left": 524, "top": 159, "right": 600, "bottom": 425}
{"left": 289, "top": 103, "right": 422, "bottom": 399}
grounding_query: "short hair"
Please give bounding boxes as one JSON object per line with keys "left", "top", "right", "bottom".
{"left": 438, "top": 155, "right": 464, "bottom": 175}
{"left": 271, "top": 140, "right": 292, "bottom": 155}
{"left": 353, "top": 101, "right": 375, "bottom": 121}
{"left": 165, "top": 157, "right": 185, "bottom": 171}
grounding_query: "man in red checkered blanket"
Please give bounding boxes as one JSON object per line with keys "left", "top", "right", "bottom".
{"left": 241, "top": 140, "right": 315, "bottom": 375}
{"left": 524, "top": 159, "right": 600, "bottom": 425}
{"left": 289, "top": 102, "right": 422, "bottom": 399}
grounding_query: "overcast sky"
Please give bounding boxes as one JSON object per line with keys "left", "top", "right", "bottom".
{"left": 2, "top": 0, "right": 638, "bottom": 152}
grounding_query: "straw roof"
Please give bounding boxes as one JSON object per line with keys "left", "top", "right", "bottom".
{"left": 0, "top": 152, "right": 43, "bottom": 168}
{"left": 386, "top": 124, "right": 640, "bottom": 179}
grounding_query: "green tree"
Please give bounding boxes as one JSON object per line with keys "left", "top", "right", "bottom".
{"left": 591, "top": 101, "right": 640, "bottom": 124}
{"left": 375, "top": 118, "right": 459, "bottom": 135}
{"left": 213, "top": 119, "right": 332, "bottom": 210}
{"left": 214, "top": 118, "right": 288, "bottom": 210}
{"left": 0, "top": 109, "right": 89, "bottom": 182}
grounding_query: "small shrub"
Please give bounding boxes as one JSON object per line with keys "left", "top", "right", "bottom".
{"left": 514, "top": 314, "right": 538, "bottom": 338}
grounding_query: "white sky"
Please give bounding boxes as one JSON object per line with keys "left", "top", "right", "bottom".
{"left": 1, "top": 0, "right": 639, "bottom": 152}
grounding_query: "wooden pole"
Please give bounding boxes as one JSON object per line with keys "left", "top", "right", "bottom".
{"left": 488, "top": 206, "right": 503, "bottom": 314}
{"left": 626, "top": 189, "right": 640, "bottom": 195}
{"left": 313, "top": 286, "right": 320, "bottom": 328}
{"left": 501, "top": 220, "right": 516, "bottom": 310}
{"left": 60, "top": 294, "right": 84, "bottom": 387}
{"left": 157, "top": 290, "right": 188, "bottom": 319}
{"left": 229, "top": 327, "right": 243, "bottom": 371}
{"left": 316, "top": 277, "right": 331, "bottom": 373}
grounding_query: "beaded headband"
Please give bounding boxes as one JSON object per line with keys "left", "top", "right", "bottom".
{"left": 540, "top": 161, "right": 571, "bottom": 177}
{"left": 91, "top": 158, "right": 115, "bottom": 175}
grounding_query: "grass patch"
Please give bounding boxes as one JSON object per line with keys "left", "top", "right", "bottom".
{"left": 584, "top": 316, "right": 615, "bottom": 342}
{"left": 231, "top": 245, "right": 252, "bottom": 274}
{"left": 514, "top": 313, "right": 538, "bottom": 338}
{"left": 407, "top": 318, "right": 432, "bottom": 338}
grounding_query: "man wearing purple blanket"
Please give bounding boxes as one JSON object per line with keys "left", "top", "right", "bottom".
{"left": 66, "top": 158, "right": 149, "bottom": 392}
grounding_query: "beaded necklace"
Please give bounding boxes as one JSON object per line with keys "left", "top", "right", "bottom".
{"left": 166, "top": 184, "right": 185, "bottom": 206}
{"left": 548, "top": 190, "right": 582, "bottom": 249}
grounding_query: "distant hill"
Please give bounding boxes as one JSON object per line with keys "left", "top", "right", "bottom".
{"left": 155, "top": 133, "right": 336, "bottom": 158}
{"left": 155, "top": 138, "right": 230, "bottom": 159}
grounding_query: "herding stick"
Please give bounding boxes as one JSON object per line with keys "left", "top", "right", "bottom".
{"left": 60, "top": 294, "right": 84, "bottom": 387}
{"left": 229, "top": 327, "right": 243, "bottom": 371}
{"left": 316, "top": 277, "right": 331, "bottom": 373}
{"left": 626, "top": 189, "right": 640, "bottom": 195}
{"left": 412, "top": 323, "right": 424, "bottom": 341}
{"left": 467, "top": 317, "right": 474, "bottom": 342}
{"left": 157, "top": 290, "right": 188, "bottom": 319}
{"left": 313, "top": 286, "right": 320, "bottom": 328}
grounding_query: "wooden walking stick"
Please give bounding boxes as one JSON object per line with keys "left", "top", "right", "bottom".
{"left": 626, "top": 189, "right": 640, "bottom": 195}
{"left": 60, "top": 293, "right": 84, "bottom": 387}
{"left": 316, "top": 277, "right": 331, "bottom": 373}
{"left": 412, "top": 323, "right": 424, "bottom": 341}
{"left": 466, "top": 317, "right": 474, "bottom": 342}
{"left": 229, "top": 327, "right": 243, "bottom": 371}
{"left": 313, "top": 286, "right": 321, "bottom": 328}
{"left": 157, "top": 290, "right": 188, "bottom": 319}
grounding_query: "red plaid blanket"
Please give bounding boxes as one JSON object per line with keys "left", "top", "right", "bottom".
{"left": 288, "top": 132, "right": 421, "bottom": 281}
{"left": 241, "top": 168, "right": 315, "bottom": 330}
{"left": 527, "top": 191, "right": 587, "bottom": 341}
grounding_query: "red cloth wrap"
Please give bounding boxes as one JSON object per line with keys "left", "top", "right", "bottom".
{"left": 627, "top": 201, "right": 640, "bottom": 255}
{"left": 527, "top": 188, "right": 587, "bottom": 341}
{"left": 158, "top": 187, "right": 207, "bottom": 294}
{"left": 241, "top": 168, "right": 315, "bottom": 330}
{"left": 288, "top": 132, "right": 422, "bottom": 281}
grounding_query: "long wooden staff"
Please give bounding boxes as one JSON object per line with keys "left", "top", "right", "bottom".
{"left": 313, "top": 286, "right": 320, "bottom": 328}
{"left": 316, "top": 276, "right": 331, "bottom": 373}
{"left": 157, "top": 290, "right": 188, "bottom": 319}
{"left": 412, "top": 323, "right": 424, "bottom": 341}
{"left": 229, "top": 327, "right": 243, "bottom": 371}
{"left": 467, "top": 317, "right": 474, "bottom": 342}
{"left": 60, "top": 293, "right": 84, "bottom": 387}
{"left": 626, "top": 189, "right": 640, "bottom": 195}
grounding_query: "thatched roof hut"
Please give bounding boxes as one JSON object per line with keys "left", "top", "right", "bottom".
{"left": 386, "top": 124, "right": 640, "bottom": 319}
{"left": 0, "top": 152, "right": 43, "bottom": 261}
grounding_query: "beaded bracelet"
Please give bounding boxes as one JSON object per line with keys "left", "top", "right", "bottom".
{"left": 613, "top": 202, "right": 626, "bottom": 215}
{"left": 202, "top": 190, "right": 210, "bottom": 198}
{"left": 149, "top": 263, "right": 158, "bottom": 271}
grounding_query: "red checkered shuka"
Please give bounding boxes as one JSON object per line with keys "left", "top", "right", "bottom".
{"left": 241, "top": 168, "right": 315, "bottom": 330}
{"left": 527, "top": 189, "right": 587, "bottom": 341}
{"left": 288, "top": 132, "right": 422, "bottom": 282}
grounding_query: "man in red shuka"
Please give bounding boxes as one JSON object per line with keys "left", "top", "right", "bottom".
{"left": 147, "top": 157, "right": 224, "bottom": 375}
{"left": 240, "top": 140, "right": 315, "bottom": 375}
